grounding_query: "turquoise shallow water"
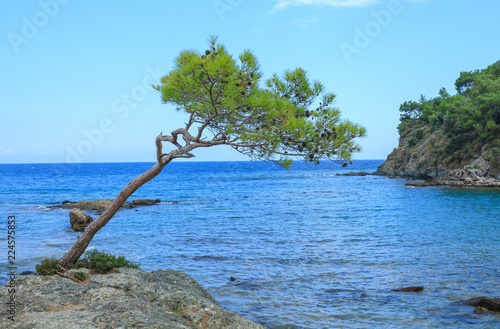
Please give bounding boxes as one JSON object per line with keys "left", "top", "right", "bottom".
{"left": 0, "top": 161, "right": 499, "bottom": 328}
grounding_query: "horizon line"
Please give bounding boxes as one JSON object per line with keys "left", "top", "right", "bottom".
{"left": 0, "top": 159, "right": 385, "bottom": 165}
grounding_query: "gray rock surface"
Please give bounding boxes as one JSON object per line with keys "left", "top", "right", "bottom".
{"left": 405, "top": 164, "right": 500, "bottom": 188}
{"left": 379, "top": 154, "right": 500, "bottom": 188}
{"left": 462, "top": 297, "right": 500, "bottom": 313}
{"left": 50, "top": 199, "right": 162, "bottom": 212}
{"left": 69, "top": 209, "right": 93, "bottom": 232}
{"left": 335, "top": 171, "right": 371, "bottom": 177}
{"left": 51, "top": 200, "right": 131, "bottom": 211}
{"left": 131, "top": 199, "right": 160, "bottom": 206}
{"left": 392, "top": 286, "right": 424, "bottom": 292}
{"left": 0, "top": 268, "right": 266, "bottom": 329}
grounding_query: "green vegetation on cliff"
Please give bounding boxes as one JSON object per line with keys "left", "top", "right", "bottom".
{"left": 396, "top": 60, "right": 500, "bottom": 170}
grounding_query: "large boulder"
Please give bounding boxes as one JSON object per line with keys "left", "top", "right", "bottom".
{"left": 0, "top": 267, "right": 265, "bottom": 329}
{"left": 69, "top": 209, "right": 93, "bottom": 232}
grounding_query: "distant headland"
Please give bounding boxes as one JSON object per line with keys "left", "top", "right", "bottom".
{"left": 377, "top": 60, "right": 500, "bottom": 187}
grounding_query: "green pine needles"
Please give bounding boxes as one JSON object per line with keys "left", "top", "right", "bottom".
{"left": 153, "top": 36, "right": 366, "bottom": 167}
{"left": 56, "top": 37, "right": 367, "bottom": 270}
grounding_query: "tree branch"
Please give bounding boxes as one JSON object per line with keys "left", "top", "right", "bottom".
{"left": 156, "top": 133, "right": 164, "bottom": 163}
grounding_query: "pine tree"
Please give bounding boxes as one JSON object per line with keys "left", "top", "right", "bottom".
{"left": 58, "top": 37, "right": 366, "bottom": 269}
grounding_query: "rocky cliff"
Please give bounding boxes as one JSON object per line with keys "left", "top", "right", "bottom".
{"left": 0, "top": 268, "right": 265, "bottom": 329}
{"left": 376, "top": 60, "right": 500, "bottom": 186}
{"left": 376, "top": 127, "right": 500, "bottom": 183}
{"left": 376, "top": 134, "right": 500, "bottom": 187}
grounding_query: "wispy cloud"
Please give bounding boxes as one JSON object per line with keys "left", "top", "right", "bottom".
{"left": 0, "top": 146, "right": 14, "bottom": 155}
{"left": 274, "top": 0, "right": 380, "bottom": 11}
{"left": 288, "top": 17, "right": 319, "bottom": 28}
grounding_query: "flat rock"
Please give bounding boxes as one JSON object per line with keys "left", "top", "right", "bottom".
{"left": 406, "top": 179, "right": 500, "bottom": 188}
{"left": 132, "top": 199, "right": 160, "bottom": 206}
{"left": 336, "top": 171, "right": 371, "bottom": 177}
{"left": 0, "top": 267, "right": 265, "bottom": 329}
{"left": 49, "top": 199, "right": 162, "bottom": 212}
{"left": 50, "top": 200, "right": 130, "bottom": 211}
{"left": 393, "top": 286, "right": 424, "bottom": 292}
{"left": 405, "top": 181, "right": 444, "bottom": 187}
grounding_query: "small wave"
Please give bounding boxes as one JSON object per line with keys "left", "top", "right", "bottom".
{"left": 37, "top": 205, "right": 51, "bottom": 211}
{"left": 44, "top": 243, "right": 64, "bottom": 248}
{"left": 164, "top": 199, "right": 212, "bottom": 204}
{"left": 192, "top": 255, "right": 231, "bottom": 261}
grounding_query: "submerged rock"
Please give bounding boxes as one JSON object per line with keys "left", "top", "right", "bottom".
{"left": 0, "top": 267, "right": 265, "bottom": 329}
{"left": 462, "top": 297, "right": 500, "bottom": 313}
{"left": 405, "top": 181, "right": 445, "bottom": 187}
{"left": 20, "top": 271, "right": 34, "bottom": 275}
{"left": 50, "top": 199, "right": 162, "bottom": 212}
{"left": 480, "top": 297, "right": 500, "bottom": 312}
{"left": 132, "top": 199, "right": 160, "bottom": 206}
{"left": 393, "top": 286, "right": 424, "bottom": 292}
{"left": 474, "top": 306, "right": 491, "bottom": 314}
{"left": 51, "top": 200, "right": 130, "bottom": 211}
{"left": 336, "top": 171, "right": 371, "bottom": 176}
{"left": 69, "top": 209, "right": 93, "bottom": 232}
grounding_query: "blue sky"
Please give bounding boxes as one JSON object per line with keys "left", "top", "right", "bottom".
{"left": 1, "top": 0, "right": 499, "bottom": 164}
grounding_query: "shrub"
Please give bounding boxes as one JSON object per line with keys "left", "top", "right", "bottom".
{"left": 35, "top": 258, "right": 59, "bottom": 276}
{"left": 407, "top": 136, "right": 417, "bottom": 147}
{"left": 445, "top": 134, "right": 466, "bottom": 155}
{"left": 413, "top": 128, "right": 424, "bottom": 140}
{"left": 73, "top": 271, "right": 87, "bottom": 281}
{"left": 72, "top": 250, "right": 138, "bottom": 274}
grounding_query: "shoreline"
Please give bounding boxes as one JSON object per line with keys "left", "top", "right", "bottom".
{"left": 337, "top": 170, "right": 500, "bottom": 188}
{"left": 0, "top": 267, "right": 265, "bottom": 329}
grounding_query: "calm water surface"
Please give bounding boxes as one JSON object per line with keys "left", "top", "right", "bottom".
{"left": 0, "top": 161, "right": 499, "bottom": 328}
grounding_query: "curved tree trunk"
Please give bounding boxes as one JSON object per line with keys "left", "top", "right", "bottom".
{"left": 58, "top": 161, "right": 167, "bottom": 269}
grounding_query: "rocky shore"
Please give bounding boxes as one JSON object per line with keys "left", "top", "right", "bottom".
{"left": 405, "top": 166, "right": 500, "bottom": 187}
{"left": 377, "top": 155, "right": 500, "bottom": 188}
{"left": 0, "top": 268, "right": 265, "bottom": 329}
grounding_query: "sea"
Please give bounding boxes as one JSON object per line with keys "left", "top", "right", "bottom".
{"left": 0, "top": 160, "right": 499, "bottom": 328}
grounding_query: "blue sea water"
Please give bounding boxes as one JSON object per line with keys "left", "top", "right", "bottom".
{"left": 0, "top": 160, "right": 499, "bottom": 328}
